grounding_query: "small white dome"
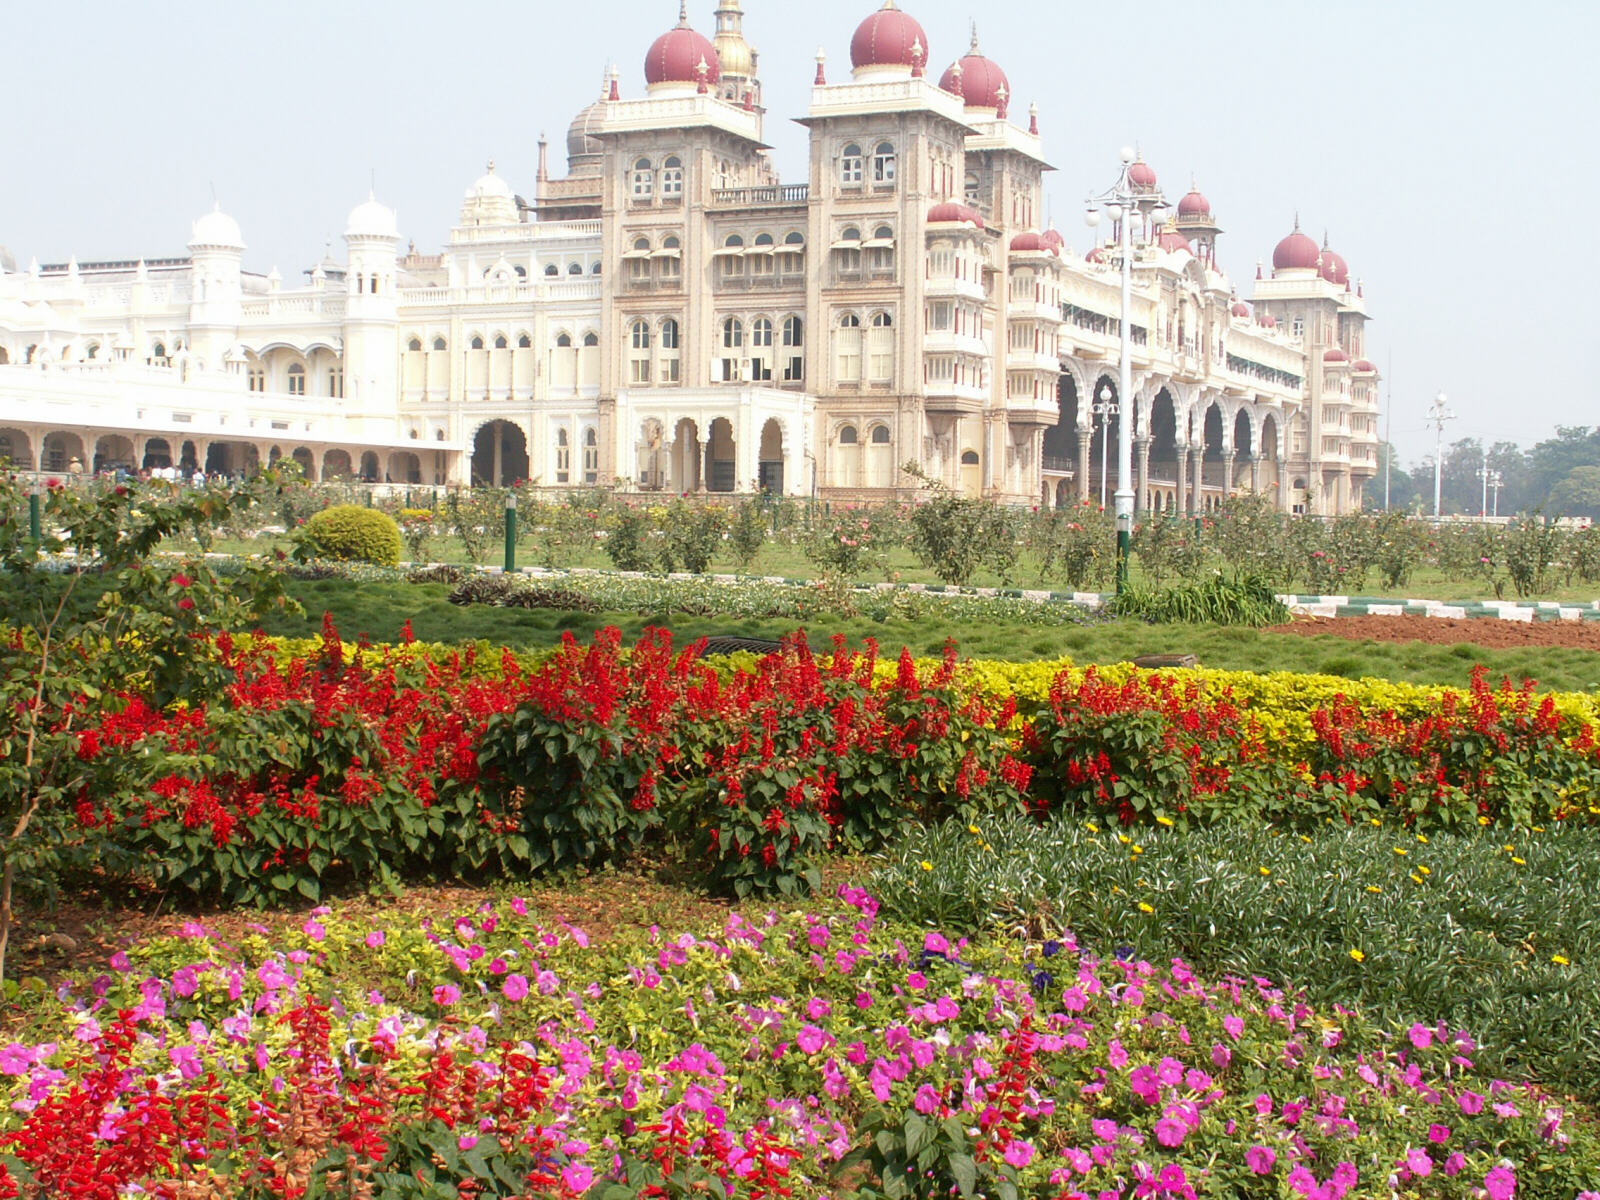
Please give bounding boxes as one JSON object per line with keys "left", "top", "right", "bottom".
{"left": 189, "top": 206, "right": 244, "bottom": 250}
{"left": 345, "top": 194, "right": 399, "bottom": 240}
{"left": 465, "top": 160, "right": 513, "bottom": 201}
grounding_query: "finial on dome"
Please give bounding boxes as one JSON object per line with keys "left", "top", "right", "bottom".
{"left": 486, "top": 159, "right": 496, "bottom": 175}
{"left": 970, "top": 20, "right": 979, "bottom": 53}
{"left": 814, "top": 46, "right": 826, "bottom": 84}
{"left": 1292, "top": 210, "right": 1300, "bottom": 231}
{"left": 994, "top": 81, "right": 1007, "bottom": 119}
{"left": 1256, "top": 259, "right": 1263, "bottom": 279}
{"left": 678, "top": 0, "right": 688, "bottom": 25}
{"left": 1028, "top": 101, "right": 1038, "bottom": 135}
{"left": 608, "top": 65, "right": 620, "bottom": 100}
{"left": 695, "top": 56, "right": 709, "bottom": 92}
{"left": 910, "top": 37, "right": 923, "bottom": 76}
{"left": 1322, "top": 229, "right": 1330, "bottom": 248}
{"left": 1357, "top": 278, "right": 1364, "bottom": 297}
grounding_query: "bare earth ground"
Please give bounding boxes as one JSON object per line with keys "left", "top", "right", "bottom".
{"left": 1268, "top": 614, "right": 1600, "bottom": 651}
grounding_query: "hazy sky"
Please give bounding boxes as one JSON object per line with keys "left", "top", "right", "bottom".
{"left": 6, "top": 0, "right": 1595, "bottom": 463}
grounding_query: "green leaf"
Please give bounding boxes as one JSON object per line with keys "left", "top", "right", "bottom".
{"left": 948, "top": 1151, "right": 977, "bottom": 1197}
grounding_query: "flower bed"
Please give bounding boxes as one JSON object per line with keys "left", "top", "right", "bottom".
{"left": 1, "top": 888, "right": 1596, "bottom": 1198}
{"left": 55, "top": 625, "right": 1600, "bottom": 908}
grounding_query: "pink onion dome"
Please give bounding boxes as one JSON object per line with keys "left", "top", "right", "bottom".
{"left": 1323, "top": 347, "right": 1349, "bottom": 363}
{"left": 1258, "top": 313, "right": 1278, "bottom": 329}
{"left": 938, "top": 29, "right": 1009, "bottom": 110}
{"left": 1128, "top": 158, "right": 1157, "bottom": 190}
{"left": 1085, "top": 245, "right": 1108, "bottom": 263}
{"left": 1040, "top": 227, "right": 1065, "bottom": 252}
{"left": 1156, "top": 228, "right": 1191, "bottom": 254}
{"left": 1318, "top": 242, "right": 1350, "bottom": 286}
{"left": 1009, "top": 230, "right": 1045, "bottom": 252}
{"left": 927, "top": 200, "right": 983, "bottom": 228}
{"left": 1353, "top": 358, "right": 1378, "bottom": 373}
{"left": 1230, "top": 300, "right": 1250, "bottom": 318}
{"left": 850, "top": 1, "right": 929, "bottom": 74}
{"left": 1273, "top": 220, "right": 1320, "bottom": 272}
{"left": 1177, "top": 188, "right": 1210, "bottom": 217}
{"left": 644, "top": 7, "right": 721, "bottom": 90}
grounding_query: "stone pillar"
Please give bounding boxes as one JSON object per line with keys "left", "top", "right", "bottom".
{"left": 1173, "top": 444, "right": 1187, "bottom": 519}
{"left": 698, "top": 438, "right": 709, "bottom": 493}
{"left": 1248, "top": 453, "right": 1261, "bottom": 496}
{"left": 1075, "top": 427, "right": 1091, "bottom": 502}
{"left": 1190, "top": 445, "right": 1204, "bottom": 516}
{"left": 1134, "top": 437, "right": 1150, "bottom": 516}
{"left": 1222, "top": 446, "right": 1236, "bottom": 502}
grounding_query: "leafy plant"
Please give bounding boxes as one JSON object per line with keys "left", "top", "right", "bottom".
{"left": 1107, "top": 572, "right": 1288, "bottom": 626}
{"left": 294, "top": 504, "right": 403, "bottom": 567}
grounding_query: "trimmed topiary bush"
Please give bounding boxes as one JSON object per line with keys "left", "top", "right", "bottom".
{"left": 295, "top": 504, "right": 402, "bottom": 566}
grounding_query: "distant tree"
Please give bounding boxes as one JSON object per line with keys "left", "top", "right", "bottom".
{"left": 1525, "top": 426, "right": 1600, "bottom": 509}
{"left": 1366, "top": 442, "right": 1419, "bottom": 511}
{"left": 1546, "top": 465, "right": 1600, "bottom": 521}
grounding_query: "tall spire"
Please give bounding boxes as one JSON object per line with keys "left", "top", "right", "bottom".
{"left": 677, "top": 0, "right": 688, "bottom": 26}
{"left": 970, "top": 20, "right": 979, "bottom": 53}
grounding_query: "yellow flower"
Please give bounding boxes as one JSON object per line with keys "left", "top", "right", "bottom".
{"left": 1349, "top": 948, "right": 1365, "bottom": 963}
{"left": 1366, "top": 885, "right": 1382, "bottom": 894}
{"left": 919, "top": 861, "right": 933, "bottom": 871}
{"left": 1511, "top": 856, "right": 1526, "bottom": 866}
{"left": 1299, "top": 834, "right": 1312, "bottom": 843}
{"left": 1503, "top": 844, "right": 1515, "bottom": 853}
{"left": 1369, "top": 818, "right": 1382, "bottom": 827}
{"left": 1137, "top": 902, "right": 1155, "bottom": 914}
{"left": 982, "top": 843, "right": 992, "bottom": 851}
{"left": 1409, "top": 873, "right": 1424, "bottom": 884}
{"left": 1118, "top": 834, "right": 1131, "bottom": 845}
{"left": 1552, "top": 954, "right": 1571, "bottom": 966}
{"left": 1533, "top": 825, "right": 1546, "bottom": 833}
{"left": 1084, "top": 820, "right": 1100, "bottom": 833}
{"left": 1477, "top": 816, "right": 1491, "bottom": 825}
{"left": 967, "top": 824, "right": 981, "bottom": 835}
{"left": 1393, "top": 847, "right": 1408, "bottom": 856}
{"left": 1415, "top": 834, "right": 1428, "bottom": 843}
{"left": 1259, "top": 866, "right": 1271, "bottom": 876}
{"left": 1132, "top": 844, "right": 1144, "bottom": 854}
{"left": 1418, "top": 865, "right": 1430, "bottom": 875}
{"left": 1155, "top": 815, "right": 1174, "bottom": 827}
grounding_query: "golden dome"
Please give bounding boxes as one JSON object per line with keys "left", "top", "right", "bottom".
{"left": 712, "top": 0, "right": 755, "bottom": 78}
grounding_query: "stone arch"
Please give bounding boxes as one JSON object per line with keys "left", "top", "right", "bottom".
{"left": 141, "top": 437, "right": 173, "bottom": 470}
{"left": 0, "top": 428, "right": 33, "bottom": 469}
{"left": 706, "top": 417, "right": 735, "bottom": 492}
{"left": 758, "top": 418, "right": 784, "bottom": 493}
{"left": 470, "top": 419, "right": 529, "bottom": 487}
{"left": 42, "top": 431, "right": 86, "bottom": 473}
{"left": 1042, "top": 372, "right": 1080, "bottom": 477}
{"left": 291, "top": 446, "right": 315, "bottom": 478}
{"left": 93, "top": 434, "right": 136, "bottom": 474}
{"left": 387, "top": 452, "right": 422, "bottom": 484}
{"left": 359, "top": 450, "right": 380, "bottom": 481}
{"left": 671, "top": 417, "right": 701, "bottom": 492}
{"left": 322, "top": 448, "right": 355, "bottom": 480}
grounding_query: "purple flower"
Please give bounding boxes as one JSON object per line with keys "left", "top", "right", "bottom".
{"left": 502, "top": 974, "right": 529, "bottom": 1001}
{"left": 1153, "top": 1117, "right": 1187, "bottom": 1148}
{"left": 1428, "top": 1123, "right": 1450, "bottom": 1144}
{"left": 433, "top": 984, "right": 460, "bottom": 1006}
{"left": 1002, "top": 1140, "right": 1035, "bottom": 1168}
{"left": 913, "top": 1084, "right": 941, "bottom": 1114}
{"left": 796, "top": 1024, "right": 828, "bottom": 1054}
{"left": 1405, "top": 1148, "right": 1433, "bottom": 1177}
{"left": 302, "top": 919, "right": 325, "bottom": 942}
{"left": 0, "top": 1045, "right": 34, "bottom": 1076}
{"left": 1485, "top": 1166, "right": 1516, "bottom": 1200}
{"left": 365, "top": 930, "right": 385, "bottom": 948}
{"left": 1444, "top": 1154, "right": 1465, "bottom": 1176}
{"left": 1246, "top": 1146, "right": 1276, "bottom": 1175}
{"left": 1458, "top": 1090, "right": 1485, "bottom": 1115}
{"left": 1408, "top": 1022, "right": 1433, "bottom": 1049}
{"left": 562, "top": 1163, "right": 593, "bottom": 1192}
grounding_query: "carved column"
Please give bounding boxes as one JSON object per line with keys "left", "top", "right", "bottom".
{"left": 698, "top": 438, "right": 710, "bottom": 494}
{"left": 1075, "top": 427, "right": 1091, "bottom": 502}
{"left": 1190, "top": 444, "right": 1204, "bottom": 515}
{"left": 1173, "top": 444, "right": 1187, "bottom": 519}
{"left": 1248, "top": 453, "right": 1261, "bottom": 496}
{"left": 1134, "top": 437, "right": 1150, "bottom": 516}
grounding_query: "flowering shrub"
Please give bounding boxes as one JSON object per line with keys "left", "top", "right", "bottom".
{"left": 0, "top": 890, "right": 1595, "bottom": 1197}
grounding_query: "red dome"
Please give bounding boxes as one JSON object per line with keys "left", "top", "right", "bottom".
{"left": 1085, "top": 246, "right": 1107, "bottom": 263}
{"left": 644, "top": 22, "right": 720, "bottom": 88}
{"left": 1177, "top": 189, "right": 1210, "bottom": 217}
{"left": 1040, "top": 227, "right": 1064, "bottom": 252}
{"left": 1258, "top": 313, "right": 1278, "bottom": 328}
{"left": 939, "top": 45, "right": 1009, "bottom": 110}
{"left": 1009, "top": 230, "right": 1045, "bottom": 252}
{"left": 1323, "top": 347, "right": 1349, "bottom": 363}
{"left": 1230, "top": 301, "right": 1250, "bottom": 318}
{"left": 1156, "top": 228, "right": 1191, "bottom": 254}
{"left": 850, "top": 2, "right": 930, "bottom": 73}
{"left": 1318, "top": 246, "right": 1350, "bottom": 286}
{"left": 1129, "top": 159, "right": 1157, "bottom": 189}
{"left": 1353, "top": 358, "right": 1378, "bottom": 373}
{"left": 1272, "top": 226, "right": 1320, "bottom": 272}
{"left": 927, "top": 201, "right": 983, "bottom": 228}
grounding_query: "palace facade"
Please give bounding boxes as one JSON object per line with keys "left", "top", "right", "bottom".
{"left": 0, "top": 0, "right": 1380, "bottom": 515}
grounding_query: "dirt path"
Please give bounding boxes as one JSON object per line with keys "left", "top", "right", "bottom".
{"left": 1268, "top": 614, "right": 1600, "bottom": 650}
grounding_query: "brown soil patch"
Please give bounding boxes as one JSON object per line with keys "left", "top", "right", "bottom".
{"left": 1268, "top": 614, "right": 1600, "bottom": 651}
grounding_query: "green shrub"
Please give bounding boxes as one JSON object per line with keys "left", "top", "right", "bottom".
{"left": 1106, "top": 572, "right": 1288, "bottom": 625}
{"left": 294, "top": 504, "right": 402, "bottom": 566}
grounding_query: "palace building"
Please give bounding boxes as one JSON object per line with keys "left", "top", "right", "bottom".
{"left": 0, "top": 0, "right": 1380, "bottom": 515}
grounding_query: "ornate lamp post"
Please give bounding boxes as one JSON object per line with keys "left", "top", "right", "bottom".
{"left": 1093, "top": 383, "right": 1118, "bottom": 509}
{"left": 1085, "top": 148, "right": 1167, "bottom": 592}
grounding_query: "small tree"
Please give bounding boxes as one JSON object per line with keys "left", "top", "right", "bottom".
{"left": 903, "top": 464, "right": 1020, "bottom": 587}
{"left": 0, "top": 473, "right": 294, "bottom": 985}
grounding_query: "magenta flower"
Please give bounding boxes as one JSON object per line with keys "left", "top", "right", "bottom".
{"left": 1002, "top": 1140, "right": 1035, "bottom": 1168}
{"left": 502, "top": 974, "right": 529, "bottom": 1002}
{"left": 913, "top": 1084, "right": 941, "bottom": 1114}
{"left": 1485, "top": 1166, "right": 1516, "bottom": 1200}
{"left": 562, "top": 1163, "right": 594, "bottom": 1192}
{"left": 1444, "top": 1153, "right": 1465, "bottom": 1176}
{"left": 1428, "top": 1123, "right": 1451, "bottom": 1144}
{"left": 1223, "top": 1015, "right": 1245, "bottom": 1040}
{"left": 433, "top": 984, "right": 460, "bottom": 1006}
{"left": 1405, "top": 1148, "right": 1433, "bottom": 1177}
{"left": 1458, "top": 1090, "right": 1485, "bottom": 1115}
{"left": 1408, "top": 1022, "right": 1433, "bottom": 1049}
{"left": 1245, "top": 1146, "right": 1276, "bottom": 1175}
{"left": 1153, "top": 1117, "right": 1187, "bottom": 1148}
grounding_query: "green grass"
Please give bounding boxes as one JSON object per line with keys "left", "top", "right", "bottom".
{"left": 265, "top": 578, "right": 1600, "bottom": 691}
{"left": 871, "top": 814, "right": 1600, "bottom": 1100}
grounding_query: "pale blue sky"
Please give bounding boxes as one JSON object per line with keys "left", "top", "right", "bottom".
{"left": 6, "top": 0, "right": 1595, "bottom": 461}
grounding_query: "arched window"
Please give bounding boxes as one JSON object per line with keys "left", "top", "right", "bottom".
{"left": 517, "top": 333, "right": 532, "bottom": 349}
{"left": 632, "top": 157, "right": 654, "bottom": 199}
{"left": 286, "top": 362, "right": 306, "bottom": 395}
{"left": 781, "top": 315, "right": 804, "bottom": 382}
{"left": 835, "top": 226, "right": 862, "bottom": 277}
{"left": 718, "top": 233, "right": 745, "bottom": 279}
{"left": 493, "top": 334, "right": 508, "bottom": 350}
{"left": 591, "top": 261, "right": 603, "bottom": 274}
{"left": 661, "top": 155, "right": 683, "bottom": 198}
{"left": 433, "top": 337, "right": 447, "bottom": 351}
{"left": 871, "top": 425, "right": 891, "bottom": 444}
{"left": 628, "top": 236, "right": 652, "bottom": 282}
{"left": 568, "top": 262, "right": 583, "bottom": 275}
{"left": 582, "top": 331, "right": 599, "bottom": 346}
{"left": 782, "top": 315, "right": 804, "bottom": 346}
{"left": 408, "top": 337, "right": 423, "bottom": 352}
{"left": 556, "top": 332, "right": 572, "bottom": 348}
{"left": 544, "top": 264, "right": 559, "bottom": 276}
{"left": 867, "top": 224, "right": 896, "bottom": 274}
{"left": 779, "top": 230, "right": 805, "bottom": 276}
{"left": 840, "top": 143, "right": 863, "bottom": 186}
{"left": 85, "top": 343, "right": 99, "bottom": 360}
{"left": 659, "top": 234, "right": 682, "bottom": 280}
{"left": 873, "top": 141, "right": 896, "bottom": 185}
{"left": 839, "top": 425, "right": 859, "bottom": 445}
{"left": 718, "top": 317, "right": 744, "bottom": 382}
{"left": 514, "top": 265, "right": 527, "bottom": 278}
{"left": 961, "top": 450, "right": 980, "bottom": 465}
{"left": 555, "top": 427, "right": 571, "bottom": 483}
{"left": 582, "top": 427, "right": 599, "bottom": 483}
{"left": 722, "top": 317, "right": 744, "bottom": 348}
{"left": 872, "top": 312, "right": 893, "bottom": 328}
{"left": 750, "top": 317, "right": 773, "bottom": 381}
{"left": 964, "top": 170, "right": 980, "bottom": 204}
{"left": 470, "top": 335, "right": 484, "bottom": 350}
{"left": 836, "top": 313, "right": 862, "bottom": 383}
{"left": 628, "top": 319, "right": 651, "bottom": 384}
{"left": 867, "top": 312, "right": 894, "bottom": 383}
{"left": 659, "top": 317, "right": 681, "bottom": 383}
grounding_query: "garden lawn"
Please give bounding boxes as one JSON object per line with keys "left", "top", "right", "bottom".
{"left": 872, "top": 816, "right": 1600, "bottom": 1103}
{"left": 0, "top": 881, "right": 1596, "bottom": 1198}
{"left": 266, "top": 577, "right": 1600, "bottom": 692}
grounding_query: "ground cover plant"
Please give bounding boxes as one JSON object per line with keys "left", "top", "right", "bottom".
{"left": 871, "top": 815, "right": 1600, "bottom": 1102}
{"left": 0, "top": 886, "right": 1595, "bottom": 1198}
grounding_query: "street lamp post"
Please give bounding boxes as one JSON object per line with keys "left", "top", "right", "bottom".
{"left": 1093, "top": 384, "right": 1118, "bottom": 509}
{"left": 1425, "top": 391, "right": 1455, "bottom": 520}
{"left": 1478, "top": 447, "right": 1490, "bottom": 519}
{"left": 1489, "top": 469, "right": 1503, "bottom": 518}
{"left": 1085, "top": 149, "right": 1167, "bottom": 594}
